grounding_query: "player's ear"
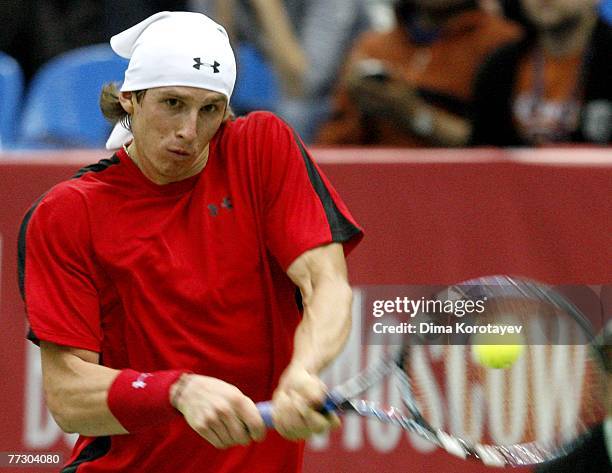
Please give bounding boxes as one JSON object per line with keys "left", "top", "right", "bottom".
{"left": 118, "top": 91, "right": 135, "bottom": 114}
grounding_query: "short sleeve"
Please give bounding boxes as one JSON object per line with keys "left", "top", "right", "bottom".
{"left": 256, "top": 113, "right": 363, "bottom": 270}
{"left": 19, "top": 185, "right": 102, "bottom": 352}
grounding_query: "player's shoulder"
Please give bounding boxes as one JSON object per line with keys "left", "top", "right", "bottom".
{"left": 33, "top": 154, "right": 122, "bottom": 218}
{"left": 226, "top": 111, "right": 290, "bottom": 132}
{"left": 23, "top": 182, "right": 87, "bottom": 239}
{"left": 31, "top": 180, "right": 87, "bottom": 224}
{"left": 221, "top": 111, "right": 296, "bottom": 144}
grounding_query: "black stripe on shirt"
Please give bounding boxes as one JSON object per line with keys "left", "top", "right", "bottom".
{"left": 17, "top": 192, "right": 47, "bottom": 345}
{"left": 18, "top": 154, "right": 121, "bottom": 345}
{"left": 61, "top": 436, "right": 111, "bottom": 473}
{"left": 72, "top": 155, "right": 120, "bottom": 179}
{"left": 293, "top": 133, "right": 362, "bottom": 243}
{"left": 17, "top": 194, "right": 45, "bottom": 301}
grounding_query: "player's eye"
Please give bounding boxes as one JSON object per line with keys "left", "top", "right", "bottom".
{"left": 201, "top": 104, "right": 218, "bottom": 113}
{"left": 164, "top": 98, "right": 180, "bottom": 108}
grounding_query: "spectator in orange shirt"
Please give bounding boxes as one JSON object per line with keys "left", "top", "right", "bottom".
{"left": 316, "top": 0, "right": 522, "bottom": 147}
{"left": 471, "top": 0, "right": 612, "bottom": 146}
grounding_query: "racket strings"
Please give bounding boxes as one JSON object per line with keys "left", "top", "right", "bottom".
{"left": 396, "top": 294, "right": 606, "bottom": 465}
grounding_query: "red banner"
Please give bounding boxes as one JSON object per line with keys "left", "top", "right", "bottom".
{"left": 1, "top": 148, "right": 610, "bottom": 473}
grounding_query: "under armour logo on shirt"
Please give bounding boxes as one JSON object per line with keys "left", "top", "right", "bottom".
{"left": 208, "top": 197, "right": 233, "bottom": 216}
{"left": 193, "top": 57, "right": 220, "bottom": 73}
{"left": 221, "top": 197, "right": 233, "bottom": 210}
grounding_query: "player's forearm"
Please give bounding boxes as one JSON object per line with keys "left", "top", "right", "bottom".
{"left": 291, "top": 274, "right": 353, "bottom": 374}
{"left": 41, "top": 342, "right": 128, "bottom": 436}
{"left": 268, "top": 272, "right": 350, "bottom": 439}
{"left": 285, "top": 244, "right": 353, "bottom": 374}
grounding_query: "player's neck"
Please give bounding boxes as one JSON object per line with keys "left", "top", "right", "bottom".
{"left": 125, "top": 143, "right": 209, "bottom": 185}
{"left": 538, "top": 9, "right": 597, "bottom": 57}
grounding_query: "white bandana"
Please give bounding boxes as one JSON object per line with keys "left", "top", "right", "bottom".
{"left": 105, "top": 11, "right": 236, "bottom": 150}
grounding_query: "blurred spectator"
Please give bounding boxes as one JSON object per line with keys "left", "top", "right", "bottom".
{"left": 479, "top": 0, "right": 535, "bottom": 36}
{"left": 0, "top": 1, "right": 191, "bottom": 82}
{"left": 363, "top": 0, "right": 398, "bottom": 31}
{"left": 0, "top": 0, "right": 104, "bottom": 81}
{"left": 316, "top": 0, "right": 522, "bottom": 147}
{"left": 601, "top": 0, "right": 612, "bottom": 24}
{"left": 499, "top": 0, "right": 536, "bottom": 34}
{"left": 471, "top": 0, "right": 612, "bottom": 146}
{"left": 192, "top": 0, "right": 369, "bottom": 143}
{"left": 0, "top": 1, "right": 34, "bottom": 77}
{"left": 104, "top": 0, "right": 189, "bottom": 37}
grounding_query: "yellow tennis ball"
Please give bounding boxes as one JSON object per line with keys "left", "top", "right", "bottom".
{"left": 472, "top": 343, "right": 525, "bottom": 369}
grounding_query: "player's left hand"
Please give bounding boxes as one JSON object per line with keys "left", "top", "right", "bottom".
{"left": 271, "top": 363, "right": 340, "bottom": 441}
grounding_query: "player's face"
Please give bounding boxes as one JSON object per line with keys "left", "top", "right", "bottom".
{"left": 120, "top": 86, "right": 227, "bottom": 184}
{"left": 520, "top": 0, "right": 597, "bottom": 29}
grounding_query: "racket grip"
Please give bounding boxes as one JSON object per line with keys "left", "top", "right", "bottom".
{"left": 256, "top": 401, "right": 274, "bottom": 427}
{"left": 256, "top": 397, "right": 338, "bottom": 429}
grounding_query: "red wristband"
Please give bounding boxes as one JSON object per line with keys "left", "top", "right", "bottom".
{"left": 107, "top": 369, "right": 186, "bottom": 432}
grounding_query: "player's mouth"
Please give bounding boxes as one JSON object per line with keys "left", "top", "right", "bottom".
{"left": 167, "top": 148, "right": 191, "bottom": 157}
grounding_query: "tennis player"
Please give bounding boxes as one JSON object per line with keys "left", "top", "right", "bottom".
{"left": 18, "top": 11, "right": 362, "bottom": 473}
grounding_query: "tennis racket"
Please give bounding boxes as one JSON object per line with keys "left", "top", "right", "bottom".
{"left": 256, "top": 275, "right": 608, "bottom": 467}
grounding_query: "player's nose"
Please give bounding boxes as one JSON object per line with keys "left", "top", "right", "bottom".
{"left": 176, "top": 111, "right": 198, "bottom": 142}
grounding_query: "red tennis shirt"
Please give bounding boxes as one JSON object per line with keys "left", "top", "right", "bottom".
{"left": 19, "top": 112, "right": 362, "bottom": 472}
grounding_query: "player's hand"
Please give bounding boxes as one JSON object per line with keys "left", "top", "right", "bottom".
{"left": 271, "top": 363, "right": 340, "bottom": 441}
{"left": 171, "top": 374, "right": 266, "bottom": 449}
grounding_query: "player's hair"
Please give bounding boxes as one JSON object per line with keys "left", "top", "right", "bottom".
{"left": 100, "top": 83, "right": 145, "bottom": 131}
{"left": 99, "top": 82, "right": 234, "bottom": 131}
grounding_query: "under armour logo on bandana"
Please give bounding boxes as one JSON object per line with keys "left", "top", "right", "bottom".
{"left": 193, "top": 57, "right": 220, "bottom": 73}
